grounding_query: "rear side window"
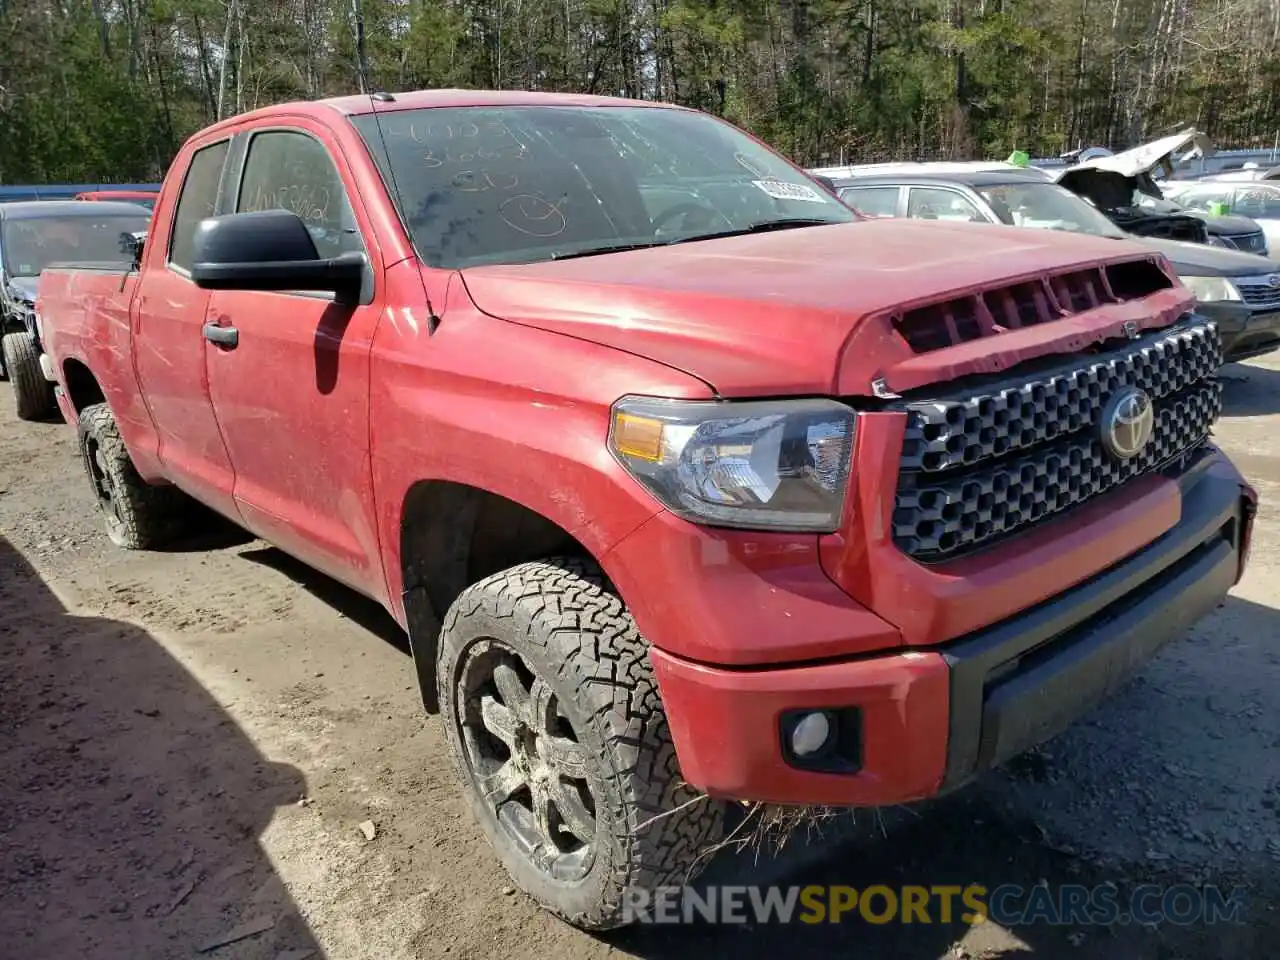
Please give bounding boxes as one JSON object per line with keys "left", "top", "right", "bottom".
{"left": 169, "top": 140, "right": 230, "bottom": 271}
{"left": 1235, "top": 186, "right": 1280, "bottom": 217}
{"left": 907, "top": 187, "right": 985, "bottom": 222}
{"left": 840, "top": 186, "right": 899, "bottom": 218}
{"left": 236, "top": 130, "right": 364, "bottom": 259}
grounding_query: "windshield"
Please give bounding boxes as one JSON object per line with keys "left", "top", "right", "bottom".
{"left": 1, "top": 214, "right": 150, "bottom": 277}
{"left": 975, "top": 183, "right": 1126, "bottom": 238}
{"left": 350, "top": 105, "right": 854, "bottom": 268}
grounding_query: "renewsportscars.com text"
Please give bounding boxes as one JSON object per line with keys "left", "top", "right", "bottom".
{"left": 622, "top": 883, "right": 1248, "bottom": 926}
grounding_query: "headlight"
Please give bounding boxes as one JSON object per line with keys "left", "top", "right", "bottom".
{"left": 1207, "top": 235, "right": 1235, "bottom": 249}
{"left": 1179, "top": 275, "right": 1242, "bottom": 302}
{"left": 608, "top": 396, "right": 855, "bottom": 532}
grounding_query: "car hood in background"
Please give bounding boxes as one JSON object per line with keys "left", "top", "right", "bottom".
{"left": 1187, "top": 211, "right": 1266, "bottom": 236}
{"left": 1062, "top": 130, "right": 1215, "bottom": 180}
{"left": 5, "top": 275, "right": 38, "bottom": 302}
{"left": 1140, "top": 237, "right": 1280, "bottom": 277}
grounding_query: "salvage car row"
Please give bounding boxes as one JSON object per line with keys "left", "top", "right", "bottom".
{"left": 0, "top": 93, "right": 1264, "bottom": 932}
{"left": 0, "top": 199, "right": 153, "bottom": 414}
{"left": 809, "top": 157, "right": 1280, "bottom": 362}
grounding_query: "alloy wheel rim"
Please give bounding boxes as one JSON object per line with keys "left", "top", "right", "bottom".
{"left": 457, "top": 643, "right": 597, "bottom": 882}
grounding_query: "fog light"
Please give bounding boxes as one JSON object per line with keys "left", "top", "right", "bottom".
{"left": 790, "top": 711, "right": 832, "bottom": 757}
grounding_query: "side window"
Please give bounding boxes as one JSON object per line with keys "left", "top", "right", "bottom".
{"left": 840, "top": 186, "right": 899, "bottom": 218}
{"left": 907, "top": 187, "right": 984, "bottom": 222}
{"left": 1232, "top": 188, "right": 1280, "bottom": 217}
{"left": 169, "top": 140, "right": 230, "bottom": 271}
{"left": 237, "top": 131, "right": 363, "bottom": 259}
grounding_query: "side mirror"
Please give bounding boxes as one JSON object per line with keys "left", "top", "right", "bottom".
{"left": 191, "top": 209, "right": 365, "bottom": 304}
{"left": 122, "top": 231, "right": 146, "bottom": 267}
{"left": 810, "top": 174, "right": 838, "bottom": 197}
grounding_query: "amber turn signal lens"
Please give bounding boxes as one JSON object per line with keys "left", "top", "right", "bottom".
{"left": 612, "top": 412, "right": 664, "bottom": 461}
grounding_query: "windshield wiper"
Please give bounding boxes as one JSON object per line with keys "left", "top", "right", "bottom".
{"left": 547, "top": 219, "right": 837, "bottom": 261}
{"left": 550, "top": 240, "right": 670, "bottom": 261}
{"left": 668, "top": 218, "right": 836, "bottom": 245}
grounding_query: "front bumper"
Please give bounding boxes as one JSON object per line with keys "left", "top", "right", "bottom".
{"left": 650, "top": 449, "right": 1254, "bottom": 806}
{"left": 1199, "top": 301, "right": 1280, "bottom": 362}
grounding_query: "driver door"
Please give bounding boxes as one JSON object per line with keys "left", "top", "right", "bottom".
{"left": 203, "top": 122, "right": 388, "bottom": 600}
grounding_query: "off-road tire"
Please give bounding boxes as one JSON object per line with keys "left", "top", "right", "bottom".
{"left": 77, "top": 403, "right": 190, "bottom": 549}
{"left": 2, "top": 332, "right": 55, "bottom": 421}
{"left": 437, "top": 557, "right": 724, "bottom": 930}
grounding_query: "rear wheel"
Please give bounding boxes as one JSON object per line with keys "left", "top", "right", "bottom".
{"left": 77, "top": 403, "right": 190, "bottom": 549}
{"left": 2, "top": 332, "right": 55, "bottom": 420}
{"left": 437, "top": 558, "right": 724, "bottom": 930}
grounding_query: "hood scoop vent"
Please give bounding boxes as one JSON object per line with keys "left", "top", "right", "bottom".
{"left": 893, "top": 260, "right": 1174, "bottom": 354}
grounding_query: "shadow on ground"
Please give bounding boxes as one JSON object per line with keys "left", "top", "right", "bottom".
{"left": 238, "top": 545, "right": 409, "bottom": 654}
{"left": 1220, "top": 361, "right": 1280, "bottom": 417}
{"left": 0, "top": 536, "right": 324, "bottom": 960}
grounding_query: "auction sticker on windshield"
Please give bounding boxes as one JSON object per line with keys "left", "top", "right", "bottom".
{"left": 752, "top": 179, "right": 828, "bottom": 203}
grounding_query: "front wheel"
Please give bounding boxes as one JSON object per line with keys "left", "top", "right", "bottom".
{"left": 77, "top": 403, "right": 190, "bottom": 549}
{"left": 437, "top": 558, "right": 724, "bottom": 930}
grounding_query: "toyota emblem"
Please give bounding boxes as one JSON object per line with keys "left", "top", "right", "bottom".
{"left": 1268, "top": 274, "right": 1280, "bottom": 289}
{"left": 1100, "top": 386, "right": 1155, "bottom": 460}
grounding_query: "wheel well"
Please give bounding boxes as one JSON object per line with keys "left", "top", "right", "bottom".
{"left": 399, "top": 480, "right": 592, "bottom": 713}
{"left": 62, "top": 359, "right": 105, "bottom": 413}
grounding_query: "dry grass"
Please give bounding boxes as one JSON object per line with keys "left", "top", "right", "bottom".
{"left": 693, "top": 801, "right": 890, "bottom": 877}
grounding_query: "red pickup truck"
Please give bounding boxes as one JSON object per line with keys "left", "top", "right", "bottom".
{"left": 36, "top": 90, "right": 1256, "bottom": 929}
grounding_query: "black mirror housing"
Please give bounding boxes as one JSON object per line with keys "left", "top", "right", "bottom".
{"left": 191, "top": 209, "right": 365, "bottom": 303}
{"left": 120, "top": 230, "right": 147, "bottom": 265}
{"left": 810, "top": 174, "right": 838, "bottom": 197}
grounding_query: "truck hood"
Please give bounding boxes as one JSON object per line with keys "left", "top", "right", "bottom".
{"left": 1141, "top": 237, "right": 1280, "bottom": 277}
{"left": 460, "top": 220, "right": 1177, "bottom": 397}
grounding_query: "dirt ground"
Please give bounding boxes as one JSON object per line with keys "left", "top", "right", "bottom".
{"left": 1, "top": 356, "right": 1278, "bottom": 960}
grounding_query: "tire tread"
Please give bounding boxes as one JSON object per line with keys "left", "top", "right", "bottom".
{"left": 77, "top": 402, "right": 189, "bottom": 549}
{"left": 2, "top": 332, "right": 54, "bottom": 421}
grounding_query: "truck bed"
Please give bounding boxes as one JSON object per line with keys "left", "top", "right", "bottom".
{"left": 38, "top": 266, "right": 145, "bottom": 438}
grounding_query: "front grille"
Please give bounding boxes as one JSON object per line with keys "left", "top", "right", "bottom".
{"left": 893, "top": 259, "right": 1173, "bottom": 353}
{"left": 1228, "top": 231, "right": 1268, "bottom": 255}
{"left": 892, "top": 320, "right": 1222, "bottom": 560}
{"left": 1237, "top": 278, "right": 1280, "bottom": 310}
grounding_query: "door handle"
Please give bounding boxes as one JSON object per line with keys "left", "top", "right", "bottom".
{"left": 202, "top": 322, "right": 239, "bottom": 349}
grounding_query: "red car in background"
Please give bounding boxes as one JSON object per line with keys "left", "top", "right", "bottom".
{"left": 74, "top": 190, "right": 158, "bottom": 212}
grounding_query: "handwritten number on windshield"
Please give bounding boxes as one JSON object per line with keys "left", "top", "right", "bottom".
{"left": 408, "top": 121, "right": 481, "bottom": 143}
{"left": 452, "top": 170, "right": 521, "bottom": 192}
{"left": 404, "top": 118, "right": 562, "bottom": 237}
